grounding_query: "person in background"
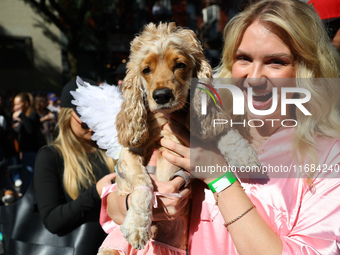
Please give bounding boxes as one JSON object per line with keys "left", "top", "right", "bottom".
{"left": 0, "top": 92, "right": 19, "bottom": 205}
{"left": 34, "top": 93, "right": 57, "bottom": 144}
{"left": 308, "top": 0, "right": 340, "bottom": 51}
{"left": 34, "top": 79, "right": 116, "bottom": 254}
{"left": 47, "top": 92, "right": 60, "bottom": 117}
{"left": 113, "top": 63, "right": 127, "bottom": 88}
{"left": 12, "top": 92, "right": 45, "bottom": 194}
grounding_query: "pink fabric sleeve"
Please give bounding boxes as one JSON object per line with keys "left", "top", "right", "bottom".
{"left": 100, "top": 183, "right": 120, "bottom": 233}
{"left": 274, "top": 138, "right": 340, "bottom": 254}
{"left": 98, "top": 183, "right": 186, "bottom": 255}
{"left": 281, "top": 178, "right": 340, "bottom": 254}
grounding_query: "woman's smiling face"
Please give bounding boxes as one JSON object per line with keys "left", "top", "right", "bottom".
{"left": 232, "top": 20, "right": 296, "bottom": 121}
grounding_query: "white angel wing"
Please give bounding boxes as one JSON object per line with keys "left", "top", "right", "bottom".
{"left": 70, "top": 76, "right": 123, "bottom": 160}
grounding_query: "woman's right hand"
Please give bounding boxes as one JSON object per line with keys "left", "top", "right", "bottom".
{"left": 106, "top": 174, "right": 191, "bottom": 225}
{"left": 150, "top": 174, "right": 191, "bottom": 221}
{"left": 147, "top": 149, "right": 191, "bottom": 221}
{"left": 12, "top": 110, "right": 22, "bottom": 127}
{"left": 107, "top": 150, "right": 191, "bottom": 225}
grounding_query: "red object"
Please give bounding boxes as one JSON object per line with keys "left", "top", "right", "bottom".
{"left": 308, "top": 0, "right": 340, "bottom": 20}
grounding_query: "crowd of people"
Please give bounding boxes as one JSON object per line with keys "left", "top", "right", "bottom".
{"left": 0, "top": 90, "right": 60, "bottom": 206}
{"left": 1, "top": 0, "right": 340, "bottom": 254}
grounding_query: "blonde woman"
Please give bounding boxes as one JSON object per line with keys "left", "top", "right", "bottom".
{"left": 158, "top": 0, "right": 340, "bottom": 254}
{"left": 34, "top": 79, "right": 116, "bottom": 254}
{"left": 12, "top": 92, "right": 45, "bottom": 193}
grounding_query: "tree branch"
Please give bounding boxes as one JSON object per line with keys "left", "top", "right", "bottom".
{"left": 49, "top": 0, "right": 74, "bottom": 29}
{"left": 25, "top": 0, "right": 68, "bottom": 34}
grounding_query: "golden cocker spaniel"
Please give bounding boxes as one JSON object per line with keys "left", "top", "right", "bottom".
{"left": 99, "top": 22, "right": 259, "bottom": 253}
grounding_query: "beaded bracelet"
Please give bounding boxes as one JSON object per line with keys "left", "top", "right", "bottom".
{"left": 224, "top": 205, "right": 256, "bottom": 228}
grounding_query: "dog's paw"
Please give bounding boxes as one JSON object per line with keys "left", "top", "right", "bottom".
{"left": 234, "top": 146, "right": 260, "bottom": 168}
{"left": 121, "top": 211, "right": 151, "bottom": 250}
{"left": 218, "top": 129, "right": 260, "bottom": 168}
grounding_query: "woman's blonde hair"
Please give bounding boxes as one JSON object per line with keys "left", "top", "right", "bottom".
{"left": 53, "top": 108, "right": 115, "bottom": 199}
{"left": 216, "top": 0, "right": 340, "bottom": 166}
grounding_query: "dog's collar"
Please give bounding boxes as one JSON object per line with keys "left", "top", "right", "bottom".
{"left": 128, "top": 147, "right": 144, "bottom": 156}
{"left": 115, "top": 165, "right": 156, "bottom": 180}
{"left": 114, "top": 165, "right": 125, "bottom": 179}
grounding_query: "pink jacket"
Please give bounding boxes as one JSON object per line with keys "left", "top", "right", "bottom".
{"left": 100, "top": 128, "right": 340, "bottom": 254}
{"left": 189, "top": 128, "right": 340, "bottom": 254}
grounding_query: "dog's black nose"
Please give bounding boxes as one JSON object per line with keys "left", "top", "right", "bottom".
{"left": 153, "top": 88, "right": 174, "bottom": 105}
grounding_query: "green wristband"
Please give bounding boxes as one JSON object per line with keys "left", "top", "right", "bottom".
{"left": 208, "top": 171, "right": 237, "bottom": 193}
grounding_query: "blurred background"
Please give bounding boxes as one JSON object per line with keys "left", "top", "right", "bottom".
{"left": 0, "top": 0, "right": 339, "bottom": 96}
{"left": 0, "top": 0, "right": 253, "bottom": 96}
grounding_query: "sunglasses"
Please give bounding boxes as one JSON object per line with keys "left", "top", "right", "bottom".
{"left": 71, "top": 114, "right": 89, "bottom": 130}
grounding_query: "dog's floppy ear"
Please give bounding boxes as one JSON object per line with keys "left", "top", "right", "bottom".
{"left": 190, "top": 79, "right": 230, "bottom": 141}
{"left": 115, "top": 66, "right": 149, "bottom": 148}
{"left": 190, "top": 57, "right": 230, "bottom": 140}
{"left": 196, "top": 58, "right": 213, "bottom": 79}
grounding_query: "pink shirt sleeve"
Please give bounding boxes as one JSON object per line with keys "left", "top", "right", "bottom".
{"left": 99, "top": 183, "right": 120, "bottom": 233}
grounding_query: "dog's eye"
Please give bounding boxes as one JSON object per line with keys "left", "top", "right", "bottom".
{"left": 142, "top": 67, "right": 151, "bottom": 75}
{"left": 175, "top": 62, "right": 187, "bottom": 70}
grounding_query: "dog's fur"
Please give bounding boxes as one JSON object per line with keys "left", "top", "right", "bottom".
{"left": 98, "top": 22, "right": 259, "bottom": 254}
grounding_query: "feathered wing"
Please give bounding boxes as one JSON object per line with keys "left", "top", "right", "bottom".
{"left": 70, "top": 76, "right": 123, "bottom": 160}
